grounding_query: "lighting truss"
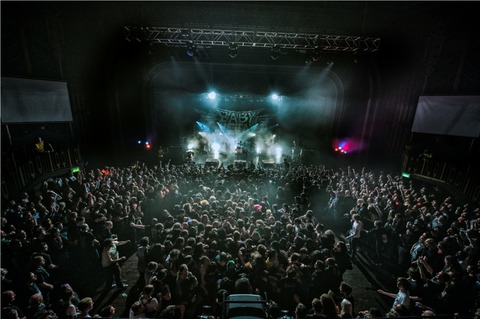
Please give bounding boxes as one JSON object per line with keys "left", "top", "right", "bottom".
{"left": 124, "top": 27, "right": 380, "bottom": 52}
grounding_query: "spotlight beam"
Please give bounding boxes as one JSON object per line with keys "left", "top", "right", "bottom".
{"left": 216, "top": 122, "right": 227, "bottom": 135}
{"left": 216, "top": 122, "right": 235, "bottom": 144}
{"left": 266, "top": 124, "right": 279, "bottom": 130}
{"left": 196, "top": 121, "right": 212, "bottom": 133}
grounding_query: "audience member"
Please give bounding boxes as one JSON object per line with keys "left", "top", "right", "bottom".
{"left": 101, "top": 238, "right": 130, "bottom": 290}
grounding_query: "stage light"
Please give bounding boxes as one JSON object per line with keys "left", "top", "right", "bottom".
{"left": 217, "top": 122, "right": 228, "bottom": 135}
{"left": 270, "top": 45, "right": 280, "bottom": 60}
{"left": 146, "top": 144, "right": 151, "bottom": 150}
{"left": 212, "top": 143, "right": 220, "bottom": 152}
{"left": 312, "top": 46, "right": 321, "bottom": 62}
{"left": 338, "top": 146, "right": 342, "bottom": 150}
{"left": 228, "top": 43, "right": 238, "bottom": 58}
{"left": 271, "top": 94, "right": 279, "bottom": 100}
{"left": 186, "top": 41, "right": 196, "bottom": 57}
{"left": 145, "top": 141, "right": 149, "bottom": 145}
{"left": 196, "top": 121, "right": 212, "bottom": 133}
{"left": 137, "top": 140, "right": 142, "bottom": 144}
{"left": 335, "top": 148, "right": 338, "bottom": 152}
{"left": 256, "top": 146, "right": 261, "bottom": 154}
{"left": 208, "top": 91, "right": 216, "bottom": 100}
{"left": 187, "top": 143, "right": 194, "bottom": 150}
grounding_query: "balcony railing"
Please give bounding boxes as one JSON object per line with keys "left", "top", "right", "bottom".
{"left": 1, "top": 145, "right": 82, "bottom": 199}
{"left": 402, "top": 154, "right": 480, "bottom": 202}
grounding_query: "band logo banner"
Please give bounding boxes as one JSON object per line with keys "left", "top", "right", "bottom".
{"left": 216, "top": 108, "right": 264, "bottom": 127}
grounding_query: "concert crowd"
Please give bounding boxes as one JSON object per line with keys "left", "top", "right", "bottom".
{"left": 1, "top": 159, "right": 480, "bottom": 319}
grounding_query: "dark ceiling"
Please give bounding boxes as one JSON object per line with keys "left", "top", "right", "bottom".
{"left": 3, "top": 1, "right": 479, "bottom": 76}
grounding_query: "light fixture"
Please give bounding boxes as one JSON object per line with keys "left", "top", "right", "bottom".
{"left": 312, "top": 46, "right": 321, "bottom": 62}
{"left": 228, "top": 43, "right": 238, "bottom": 58}
{"left": 208, "top": 91, "right": 216, "bottom": 100}
{"left": 270, "top": 45, "right": 280, "bottom": 60}
{"left": 186, "top": 41, "right": 197, "bottom": 57}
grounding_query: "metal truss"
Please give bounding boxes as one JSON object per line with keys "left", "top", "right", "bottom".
{"left": 124, "top": 27, "right": 380, "bottom": 52}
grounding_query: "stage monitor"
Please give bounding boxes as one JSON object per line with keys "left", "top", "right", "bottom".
{"left": 1, "top": 77, "right": 73, "bottom": 123}
{"left": 205, "top": 159, "right": 220, "bottom": 169}
{"left": 411, "top": 95, "right": 480, "bottom": 137}
{"left": 234, "top": 160, "right": 246, "bottom": 169}
{"left": 261, "top": 160, "right": 276, "bottom": 169}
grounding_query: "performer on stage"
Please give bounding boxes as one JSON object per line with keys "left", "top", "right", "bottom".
{"left": 235, "top": 141, "right": 244, "bottom": 160}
